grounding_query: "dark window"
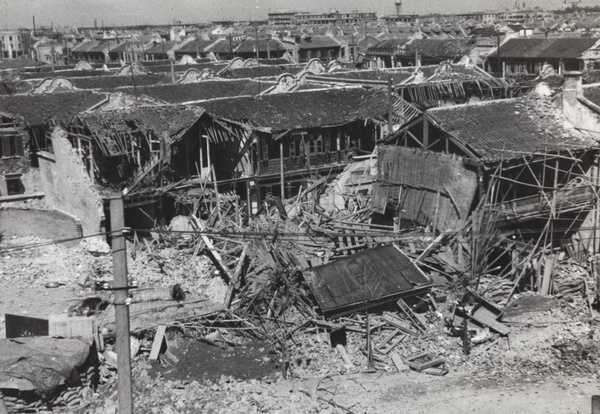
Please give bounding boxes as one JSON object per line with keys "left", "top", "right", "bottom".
{"left": 0, "top": 135, "right": 24, "bottom": 157}
{"left": 6, "top": 175, "right": 24, "bottom": 195}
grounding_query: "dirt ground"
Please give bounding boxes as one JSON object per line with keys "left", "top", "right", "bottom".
{"left": 2, "top": 236, "right": 600, "bottom": 413}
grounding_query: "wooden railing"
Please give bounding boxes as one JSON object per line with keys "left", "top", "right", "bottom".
{"left": 491, "top": 185, "right": 596, "bottom": 220}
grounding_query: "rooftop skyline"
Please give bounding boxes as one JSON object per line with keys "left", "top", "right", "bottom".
{"left": 3, "top": 0, "right": 598, "bottom": 30}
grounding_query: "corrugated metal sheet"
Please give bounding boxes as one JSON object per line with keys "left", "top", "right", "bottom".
{"left": 305, "top": 245, "right": 431, "bottom": 315}
{"left": 428, "top": 98, "right": 597, "bottom": 162}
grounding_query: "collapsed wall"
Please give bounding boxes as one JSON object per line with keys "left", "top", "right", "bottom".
{"left": 35, "top": 127, "right": 103, "bottom": 236}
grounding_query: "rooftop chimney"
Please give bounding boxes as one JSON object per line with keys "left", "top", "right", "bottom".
{"left": 562, "top": 71, "right": 582, "bottom": 125}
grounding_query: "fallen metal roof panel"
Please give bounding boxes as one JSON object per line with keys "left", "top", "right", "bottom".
{"left": 304, "top": 244, "right": 432, "bottom": 316}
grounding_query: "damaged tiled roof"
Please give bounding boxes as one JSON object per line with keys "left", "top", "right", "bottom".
{"left": 428, "top": 97, "right": 597, "bottom": 162}
{"left": 304, "top": 245, "right": 432, "bottom": 316}
{"left": 490, "top": 38, "right": 599, "bottom": 59}
{"left": 0, "top": 91, "right": 107, "bottom": 126}
{"left": 197, "top": 87, "right": 388, "bottom": 132}
{"left": 77, "top": 105, "right": 207, "bottom": 155}
{"left": 117, "top": 79, "right": 275, "bottom": 103}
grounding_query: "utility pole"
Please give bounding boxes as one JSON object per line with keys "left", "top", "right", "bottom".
{"left": 255, "top": 27, "right": 259, "bottom": 60}
{"left": 109, "top": 195, "right": 133, "bottom": 414}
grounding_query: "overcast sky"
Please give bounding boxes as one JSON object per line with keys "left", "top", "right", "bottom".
{"left": 3, "top": 0, "right": 597, "bottom": 29}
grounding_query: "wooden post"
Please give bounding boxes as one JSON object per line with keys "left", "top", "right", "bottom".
{"left": 109, "top": 195, "right": 133, "bottom": 414}
{"left": 280, "top": 141, "right": 285, "bottom": 199}
{"left": 388, "top": 78, "right": 394, "bottom": 136}
{"left": 423, "top": 113, "right": 429, "bottom": 148}
{"left": 170, "top": 59, "right": 175, "bottom": 83}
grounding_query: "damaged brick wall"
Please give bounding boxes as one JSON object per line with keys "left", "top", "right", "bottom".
{"left": 0, "top": 207, "right": 81, "bottom": 241}
{"left": 35, "top": 127, "right": 103, "bottom": 236}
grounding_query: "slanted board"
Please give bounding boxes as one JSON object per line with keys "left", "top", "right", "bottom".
{"left": 149, "top": 325, "right": 167, "bottom": 361}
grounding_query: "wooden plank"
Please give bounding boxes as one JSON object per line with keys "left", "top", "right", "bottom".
{"left": 149, "top": 325, "right": 167, "bottom": 361}
{"left": 336, "top": 344, "right": 354, "bottom": 368}
{"left": 382, "top": 313, "right": 419, "bottom": 336}
{"left": 391, "top": 354, "right": 410, "bottom": 372}
{"left": 540, "top": 254, "right": 555, "bottom": 295}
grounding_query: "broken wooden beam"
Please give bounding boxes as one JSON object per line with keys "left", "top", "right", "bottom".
{"left": 190, "top": 215, "right": 235, "bottom": 284}
{"left": 223, "top": 242, "right": 250, "bottom": 308}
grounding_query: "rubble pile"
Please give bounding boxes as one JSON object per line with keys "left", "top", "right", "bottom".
{"left": 3, "top": 175, "right": 600, "bottom": 412}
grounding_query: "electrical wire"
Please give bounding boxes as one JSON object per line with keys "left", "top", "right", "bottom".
{"left": 4, "top": 223, "right": 600, "bottom": 253}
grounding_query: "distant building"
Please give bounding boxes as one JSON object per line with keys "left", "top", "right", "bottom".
{"left": 281, "top": 10, "right": 377, "bottom": 26}
{"left": 0, "top": 30, "right": 31, "bottom": 59}
{"left": 268, "top": 11, "right": 299, "bottom": 26}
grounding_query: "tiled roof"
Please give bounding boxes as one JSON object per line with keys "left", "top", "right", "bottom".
{"left": 297, "top": 35, "right": 342, "bottom": 50}
{"left": 78, "top": 105, "right": 206, "bottom": 153}
{"left": 219, "top": 65, "right": 304, "bottom": 79}
{"left": 174, "top": 39, "right": 217, "bottom": 54}
{"left": 149, "top": 62, "right": 229, "bottom": 74}
{"left": 69, "top": 74, "right": 170, "bottom": 90}
{"left": 117, "top": 79, "right": 274, "bottom": 103}
{"left": 309, "top": 68, "right": 415, "bottom": 84}
{"left": 490, "top": 38, "right": 599, "bottom": 59}
{"left": 144, "top": 41, "right": 181, "bottom": 55}
{"left": 196, "top": 87, "right": 389, "bottom": 132}
{"left": 71, "top": 40, "right": 112, "bottom": 53}
{"left": 19, "top": 70, "right": 113, "bottom": 80}
{"left": 206, "top": 39, "right": 241, "bottom": 54}
{"left": 427, "top": 97, "right": 596, "bottom": 161}
{"left": 0, "top": 60, "right": 47, "bottom": 70}
{"left": 404, "top": 39, "right": 476, "bottom": 58}
{"left": 234, "top": 39, "right": 289, "bottom": 54}
{"left": 304, "top": 245, "right": 432, "bottom": 315}
{"left": 369, "top": 39, "right": 411, "bottom": 50}
{"left": 0, "top": 91, "right": 107, "bottom": 126}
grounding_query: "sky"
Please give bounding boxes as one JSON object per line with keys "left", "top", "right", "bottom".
{"left": 2, "top": 0, "right": 598, "bottom": 29}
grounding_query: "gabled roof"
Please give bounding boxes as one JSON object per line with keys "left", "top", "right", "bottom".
{"left": 196, "top": 87, "right": 389, "bottom": 133}
{"left": 427, "top": 97, "right": 596, "bottom": 162}
{"left": 304, "top": 245, "right": 432, "bottom": 316}
{"left": 0, "top": 91, "right": 107, "bottom": 126}
{"left": 490, "top": 38, "right": 599, "bottom": 59}
{"left": 117, "top": 79, "right": 274, "bottom": 103}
